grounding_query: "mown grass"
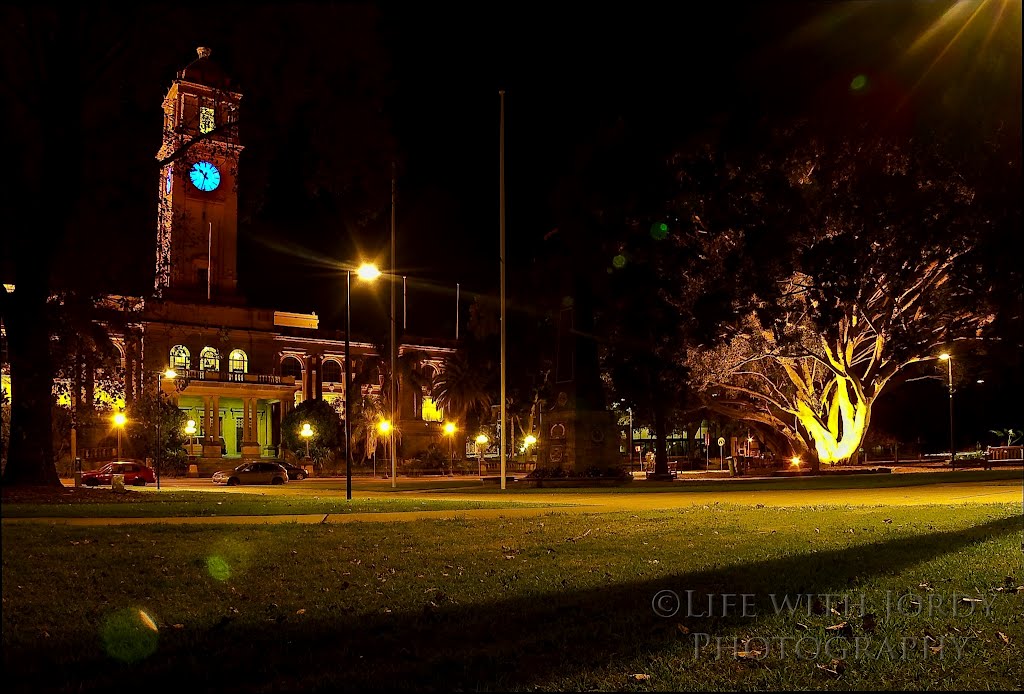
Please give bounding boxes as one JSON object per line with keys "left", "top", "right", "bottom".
{"left": 443, "top": 469, "right": 1024, "bottom": 495}
{"left": 2, "top": 502, "right": 1021, "bottom": 691}
{"left": 0, "top": 490, "right": 557, "bottom": 518}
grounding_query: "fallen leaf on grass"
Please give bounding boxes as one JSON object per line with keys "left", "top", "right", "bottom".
{"left": 960, "top": 597, "right": 984, "bottom": 605}
{"left": 997, "top": 631, "right": 1010, "bottom": 645}
{"left": 676, "top": 624, "right": 690, "bottom": 635}
{"left": 825, "top": 621, "right": 854, "bottom": 637}
{"left": 736, "top": 650, "right": 764, "bottom": 660}
{"left": 816, "top": 659, "right": 846, "bottom": 676}
{"left": 632, "top": 673, "right": 650, "bottom": 681}
{"left": 295, "top": 609, "right": 306, "bottom": 615}
{"left": 172, "top": 624, "right": 184, "bottom": 629}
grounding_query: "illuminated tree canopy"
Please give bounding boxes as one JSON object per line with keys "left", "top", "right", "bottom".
{"left": 665, "top": 130, "right": 1019, "bottom": 467}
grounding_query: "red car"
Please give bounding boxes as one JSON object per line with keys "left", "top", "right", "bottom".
{"left": 81, "top": 462, "right": 156, "bottom": 487}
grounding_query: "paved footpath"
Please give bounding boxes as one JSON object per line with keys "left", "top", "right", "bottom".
{"left": 3, "top": 478, "right": 1020, "bottom": 527}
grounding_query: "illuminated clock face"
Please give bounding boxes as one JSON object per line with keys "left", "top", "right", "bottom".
{"left": 189, "top": 161, "right": 221, "bottom": 192}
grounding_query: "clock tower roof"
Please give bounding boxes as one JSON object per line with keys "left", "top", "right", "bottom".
{"left": 178, "top": 46, "right": 234, "bottom": 91}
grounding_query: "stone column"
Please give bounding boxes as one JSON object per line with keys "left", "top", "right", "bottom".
{"left": 241, "top": 397, "right": 261, "bottom": 458}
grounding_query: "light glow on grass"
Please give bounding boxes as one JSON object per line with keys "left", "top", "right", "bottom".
{"left": 206, "top": 555, "right": 231, "bottom": 581}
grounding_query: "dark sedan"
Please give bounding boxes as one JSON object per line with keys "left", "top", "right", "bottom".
{"left": 279, "top": 462, "right": 309, "bottom": 480}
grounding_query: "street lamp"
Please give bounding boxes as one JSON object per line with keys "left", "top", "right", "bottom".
{"left": 300, "top": 422, "right": 313, "bottom": 461}
{"left": 939, "top": 353, "right": 955, "bottom": 468}
{"left": 377, "top": 419, "right": 392, "bottom": 479}
{"left": 345, "top": 262, "right": 381, "bottom": 501}
{"left": 522, "top": 434, "right": 537, "bottom": 465}
{"left": 443, "top": 422, "right": 456, "bottom": 475}
{"left": 112, "top": 411, "right": 126, "bottom": 460}
{"left": 475, "top": 433, "right": 489, "bottom": 477}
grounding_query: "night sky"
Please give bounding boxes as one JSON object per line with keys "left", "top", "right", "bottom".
{"left": 4, "top": 1, "right": 1021, "bottom": 445}
{"left": 22, "top": 2, "right": 1016, "bottom": 319}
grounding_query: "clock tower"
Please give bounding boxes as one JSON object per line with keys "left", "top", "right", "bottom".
{"left": 155, "top": 46, "right": 243, "bottom": 301}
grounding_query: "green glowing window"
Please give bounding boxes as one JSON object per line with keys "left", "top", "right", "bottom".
{"left": 420, "top": 396, "right": 443, "bottom": 422}
{"left": 228, "top": 349, "right": 248, "bottom": 374}
{"left": 199, "top": 347, "right": 220, "bottom": 372}
{"left": 169, "top": 345, "right": 190, "bottom": 371}
{"left": 200, "top": 106, "right": 215, "bottom": 134}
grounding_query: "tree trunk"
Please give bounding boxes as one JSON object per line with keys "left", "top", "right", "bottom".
{"left": 2, "top": 282, "right": 60, "bottom": 487}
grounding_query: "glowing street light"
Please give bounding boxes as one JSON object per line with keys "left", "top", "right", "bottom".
{"left": 185, "top": 419, "right": 197, "bottom": 436}
{"left": 112, "top": 411, "right": 127, "bottom": 460}
{"left": 475, "top": 433, "right": 489, "bottom": 478}
{"left": 300, "top": 422, "right": 313, "bottom": 460}
{"left": 790, "top": 456, "right": 801, "bottom": 468}
{"left": 443, "top": 422, "right": 457, "bottom": 475}
{"left": 345, "top": 261, "right": 381, "bottom": 501}
{"left": 939, "top": 352, "right": 955, "bottom": 468}
{"left": 164, "top": 368, "right": 177, "bottom": 379}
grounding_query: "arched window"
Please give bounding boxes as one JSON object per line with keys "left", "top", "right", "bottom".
{"left": 322, "top": 359, "right": 342, "bottom": 383}
{"left": 169, "top": 345, "right": 190, "bottom": 371}
{"left": 228, "top": 349, "right": 248, "bottom": 374}
{"left": 199, "top": 347, "right": 220, "bottom": 371}
{"left": 281, "top": 356, "right": 303, "bottom": 379}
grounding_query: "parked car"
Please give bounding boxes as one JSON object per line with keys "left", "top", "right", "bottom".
{"left": 81, "top": 462, "right": 156, "bottom": 487}
{"left": 279, "top": 461, "right": 309, "bottom": 481}
{"left": 212, "top": 462, "right": 289, "bottom": 486}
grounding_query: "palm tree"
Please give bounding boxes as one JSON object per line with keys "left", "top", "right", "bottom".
{"left": 351, "top": 395, "right": 386, "bottom": 463}
{"left": 432, "top": 351, "right": 492, "bottom": 431}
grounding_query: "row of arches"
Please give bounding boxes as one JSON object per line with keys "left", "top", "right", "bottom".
{"left": 170, "top": 345, "right": 247, "bottom": 373}
{"left": 169, "top": 347, "right": 344, "bottom": 381}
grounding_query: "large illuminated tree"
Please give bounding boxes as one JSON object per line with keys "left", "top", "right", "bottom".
{"left": 668, "top": 131, "right": 1017, "bottom": 469}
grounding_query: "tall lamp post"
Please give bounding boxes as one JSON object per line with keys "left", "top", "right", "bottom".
{"left": 378, "top": 419, "right": 392, "bottom": 479}
{"left": 475, "top": 433, "right": 489, "bottom": 478}
{"left": 443, "top": 422, "right": 456, "bottom": 476}
{"left": 113, "top": 411, "right": 126, "bottom": 460}
{"left": 939, "top": 353, "right": 955, "bottom": 469}
{"left": 300, "top": 422, "right": 313, "bottom": 461}
{"left": 345, "top": 263, "right": 381, "bottom": 501}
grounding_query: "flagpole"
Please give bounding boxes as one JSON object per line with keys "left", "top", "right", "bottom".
{"left": 391, "top": 164, "right": 398, "bottom": 488}
{"left": 499, "top": 89, "right": 507, "bottom": 491}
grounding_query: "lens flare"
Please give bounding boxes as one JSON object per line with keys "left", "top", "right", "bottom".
{"left": 612, "top": 254, "right": 627, "bottom": 268}
{"left": 206, "top": 555, "right": 231, "bottom": 581}
{"left": 100, "top": 608, "right": 160, "bottom": 663}
{"left": 850, "top": 74, "right": 868, "bottom": 91}
{"left": 650, "top": 222, "right": 669, "bottom": 240}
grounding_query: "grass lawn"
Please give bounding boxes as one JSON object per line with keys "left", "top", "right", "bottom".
{"left": 0, "top": 488, "right": 555, "bottom": 518}
{"left": 2, "top": 501, "right": 1021, "bottom": 691}
{"left": 445, "top": 469, "right": 1024, "bottom": 495}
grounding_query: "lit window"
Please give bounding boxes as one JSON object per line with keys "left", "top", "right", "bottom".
{"left": 200, "top": 106, "right": 215, "bottom": 134}
{"left": 420, "top": 396, "right": 443, "bottom": 423}
{"left": 199, "top": 347, "right": 220, "bottom": 371}
{"left": 169, "top": 345, "right": 190, "bottom": 371}
{"left": 228, "top": 349, "right": 248, "bottom": 374}
{"left": 322, "top": 359, "right": 342, "bottom": 383}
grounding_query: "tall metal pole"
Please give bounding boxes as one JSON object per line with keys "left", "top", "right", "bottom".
{"left": 499, "top": 89, "right": 507, "bottom": 490}
{"left": 345, "top": 269, "right": 352, "bottom": 500}
{"left": 455, "top": 282, "right": 460, "bottom": 340}
{"left": 390, "top": 164, "right": 398, "bottom": 488}
{"left": 947, "top": 356, "right": 955, "bottom": 469}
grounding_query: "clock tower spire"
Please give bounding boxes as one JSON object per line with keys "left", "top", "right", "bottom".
{"left": 155, "top": 46, "right": 243, "bottom": 302}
